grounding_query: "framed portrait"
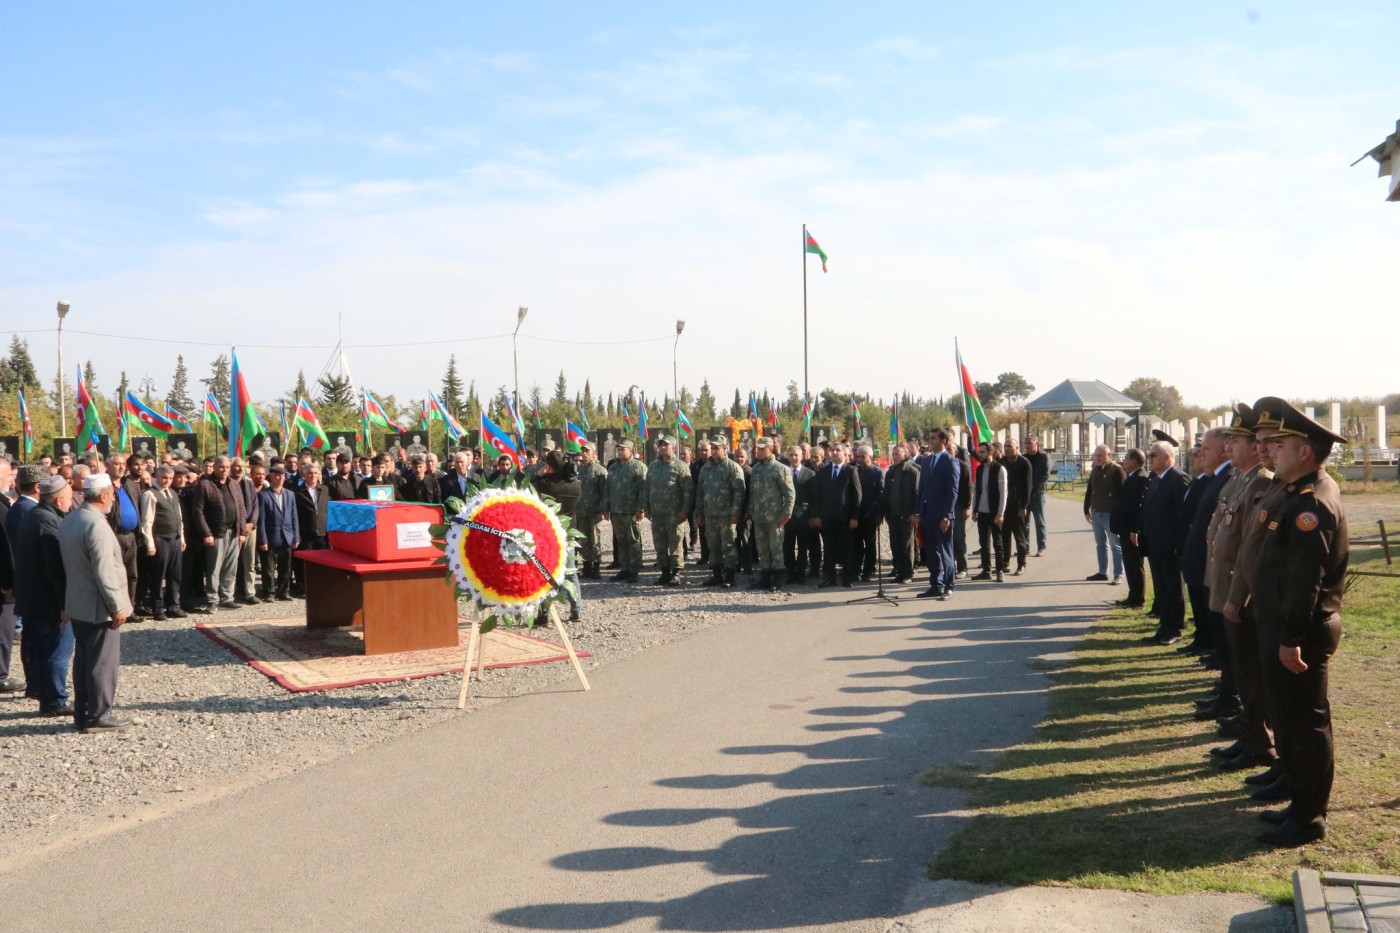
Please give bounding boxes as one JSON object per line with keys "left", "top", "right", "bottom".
{"left": 0, "top": 436, "right": 17, "bottom": 463}
{"left": 365, "top": 484, "right": 396, "bottom": 503}
{"left": 327, "top": 432, "right": 357, "bottom": 459}
{"left": 533, "top": 428, "right": 561, "bottom": 455}
{"left": 594, "top": 429, "right": 619, "bottom": 464}
{"left": 167, "top": 433, "right": 199, "bottom": 462}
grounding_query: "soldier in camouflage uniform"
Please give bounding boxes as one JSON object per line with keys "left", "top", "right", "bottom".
{"left": 575, "top": 442, "right": 609, "bottom": 579}
{"left": 694, "top": 434, "right": 747, "bottom": 587}
{"left": 644, "top": 435, "right": 693, "bottom": 587}
{"left": 746, "top": 437, "right": 796, "bottom": 592}
{"left": 606, "top": 438, "right": 648, "bottom": 582}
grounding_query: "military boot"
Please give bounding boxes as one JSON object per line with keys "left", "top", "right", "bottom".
{"left": 767, "top": 572, "right": 783, "bottom": 593}
{"left": 653, "top": 568, "right": 673, "bottom": 587}
{"left": 722, "top": 566, "right": 735, "bottom": 588}
{"left": 705, "top": 566, "right": 724, "bottom": 587}
{"left": 750, "top": 571, "right": 770, "bottom": 590}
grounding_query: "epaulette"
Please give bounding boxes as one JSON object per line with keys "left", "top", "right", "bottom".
{"left": 1300, "top": 485, "right": 1313, "bottom": 495}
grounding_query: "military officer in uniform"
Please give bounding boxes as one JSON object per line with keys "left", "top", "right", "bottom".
{"left": 644, "top": 435, "right": 692, "bottom": 587}
{"left": 1249, "top": 397, "right": 1348, "bottom": 847}
{"left": 694, "top": 435, "right": 746, "bottom": 587}
{"left": 606, "top": 438, "right": 648, "bottom": 582}
{"left": 746, "top": 437, "right": 796, "bottom": 592}
{"left": 575, "top": 442, "right": 609, "bottom": 579}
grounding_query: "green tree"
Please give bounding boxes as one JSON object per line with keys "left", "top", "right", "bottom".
{"left": 288, "top": 369, "right": 311, "bottom": 405}
{"left": 696, "top": 379, "right": 717, "bottom": 424}
{"left": 730, "top": 388, "right": 743, "bottom": 419}
{"left": 0, "top": 336, "right": 41, "bottom": 393}
{"left": 317, "top": 372, "right": 355, "bottom": 408}
{"left": 167, "top": 354, "right": 194, "bottom": 412}
{"left": 552, "top": 370, "right": 568, "bottom": 405}
{"left": 994, "top": 372, "right": 1035, "bottom": 409}
{"left": 1121, "top": 377, "right": 1184, "bottom": 420}
{"left": 83, "top": 360, "right": 99, "bottom": 394}
{"left": 203, "top": 354, "right": 231, "bottom": 403}
{"left": 441, "top": 355, "right": 465, "bottom": 417}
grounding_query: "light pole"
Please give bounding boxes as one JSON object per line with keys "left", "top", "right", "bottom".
{"left": 56, "top": 300, "right": 70, "bottom": 435}
{"left": 513, "top": 306, "right": 528, "bottom": 432}
{"left": 672, "top": 320, "right": 685, "bottom": 413}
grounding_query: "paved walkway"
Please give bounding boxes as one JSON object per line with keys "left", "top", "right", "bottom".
{"left": 0, "top": 499, "right": 1271, "bottom": 930}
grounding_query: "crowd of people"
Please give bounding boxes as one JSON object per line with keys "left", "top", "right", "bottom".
{"left": 1075, "top": 398, "right": 1349, "bottom": 849}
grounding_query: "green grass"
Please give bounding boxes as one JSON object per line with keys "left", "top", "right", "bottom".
{"left": 927, "top": 556, "right": 1400, "bottom": 899}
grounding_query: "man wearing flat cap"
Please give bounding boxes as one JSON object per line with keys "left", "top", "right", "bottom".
{"left": 606, "top": 438, "right": 648, "bottom": 583}
{"left": 57, "top": 472, "right": 133, "bottom": 733}
{"left": 644, "top": 435, "right": 692, "bottom": 587}
{"left": 1249, "top": 397, "right": 1348, "bottom": 847}
{"left": 695, "top": 435, "right": 747, "bottom": 587}
{"left": 14, "top": 475, "right": 75, "bottom": 715}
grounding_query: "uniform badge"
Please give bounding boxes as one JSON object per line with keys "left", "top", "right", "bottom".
{"left": 1296, "top": 512, "right": 1319, "bottom": 532}
{"left": 1258, "top": 509, "right": 1268, "bottom": 525}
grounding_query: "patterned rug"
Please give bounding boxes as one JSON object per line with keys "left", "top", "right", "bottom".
{"left": 196, "top": 616, "right": 589, "bottom": 692}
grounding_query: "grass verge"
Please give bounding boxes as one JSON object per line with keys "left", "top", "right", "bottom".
{"left": 926, "top": 555, "right": 1400, "bottom": 901}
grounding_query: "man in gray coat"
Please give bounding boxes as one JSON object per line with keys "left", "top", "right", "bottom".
{"left": 57, "top": 473, "right": 133, "bottom": 733}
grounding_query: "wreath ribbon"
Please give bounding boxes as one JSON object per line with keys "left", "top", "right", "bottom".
{"left": 452, "top": 516, "right": 566, "bottom": 595}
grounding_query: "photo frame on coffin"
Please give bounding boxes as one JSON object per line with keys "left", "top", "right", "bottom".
{"left": 0, "top": 436, "right": 17, "bottom": 464}
{"left": 168, "top": 433, "right": 198, "bottom": 462}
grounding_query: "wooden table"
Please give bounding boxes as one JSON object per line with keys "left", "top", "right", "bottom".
{"left": 298, "top": 549, "right": 458, "bottom": 655}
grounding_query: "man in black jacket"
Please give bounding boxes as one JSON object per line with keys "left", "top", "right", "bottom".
{"left": 400, "top": 454, "right": 443, "bottom": 504}
{"left": 851, "top": 445, "right": 885, "bottom": 581}
{"left": 1180, "top": 429, "right": 1234, "bottom": 658}
{"left": 188, "top": 456, "right": 245, "bottom": 610}
{"left": 1140, "top": 440, "right": 1192, "bottom": 644}
{"left": 357, "top": 454, "right": 405, "bottom": 501}
{"left": 782, "top": 445, "right": 816, "bottom": 583}
{"left": 1001, "top": 439, "right": 1034, "bottom": 575}
{"left": 882, "top": 444, "right": 920, "bottom": 583}
{"left": 1025, "top": 436, "right": 1050, "bottom": 555}
{"left": 324, "top": 454, "right": 358, "bottom": 502}
{"left": 14, "top": 476, "right": 74, "bottom": 715}
{"left": 439, "top": 449, "right": 485, "bottom": 503}
{"left": 292, "top": 463, "right": 329, "bottom": 598}
{"left": 1111, "top": 449, "right": 1149, "bottom": 609}
{"left": 809, "top": 443, "right": 862, "bottom": 587}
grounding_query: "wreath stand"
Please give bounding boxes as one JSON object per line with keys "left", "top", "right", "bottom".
{"left": 457, "top": 601, "right": 591, "bottom": 709}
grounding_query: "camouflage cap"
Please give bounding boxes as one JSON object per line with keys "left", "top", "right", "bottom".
{"left": 709, "top": 434, "right": 729, "bottom": 446}
{"left": 754, "top": 436, "right": 773, "bottom": 450}
{"left": 578, "top": 440, "right": 595, "bottom": 451}
{"left": 655, "top": 434, "right": 674, "bottom": 446}
{"left": 618, "top": 438, "right": 635, "bottom": 450}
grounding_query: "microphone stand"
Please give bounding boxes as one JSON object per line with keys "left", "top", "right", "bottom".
{"left": 848, "top": 520, "right": 899, "bottom": 606}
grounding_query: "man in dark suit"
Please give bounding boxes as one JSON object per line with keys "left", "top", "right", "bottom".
{"left": 14, "top": 475, "right": 73, "bottom": 715}
{"left": 782, "top": 445, "right": 816, "bottom": 583}
{"left": 1139, "top": 440, "right": 1192, "bottom": 644}
{"left": 882, "top": 444, "right": 920, "bottom": 584}
{"left": 809, "top": 443, "right": 862, "bottom": 587}
{"left": 1001, "top": 439, "right": 1034, "bottom": 575}
{"left": 1181, "top": 430, "right": 1234, "bottom": 659}
{"left": 916, "top": 428, "right": 960, "bottom": 599}
{"left": 292, "top": 463, "right": 329, "bottom": 598}
{"left": 439, "top": 449, "right": 484, "bottom": 503}
{"left": 851, "top": 445, "right": 885, "bottom": 581}
{"left": 948, "top": 441, "right": 973, "bottom": 578}
{"left": 256, "top": 465, "right": 300, "bottom": 601}
{"left": 400, "top": 454, "right": 444, "bottom": 504}
{"left": 1111, "top": 449, "right": 1150, "bottom": 609}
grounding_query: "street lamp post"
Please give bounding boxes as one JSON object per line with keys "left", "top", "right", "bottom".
{"left": 56, "top": 300, "right": 70, "bottom": 435}
{"left": 513, "top": 306, "right": 528, "bottom": 434}
{"left": 672, "top": 320, "right": 685, "bottom": 413}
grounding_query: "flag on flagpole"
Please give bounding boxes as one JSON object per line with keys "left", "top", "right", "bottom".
{"left": 576, "top": 402, "right": 591, "bottom": 432}
{"left": 533, "top": 406, "right": 543, "bottom": 430}
{"left": 850, "top": 396, "right": 861, "bottom": 438}
{"left": 74, "top": 367, "right": 106, "bottom": 451}
{"left": 363, "top": 389, "right": 403, "bottom": 431}
{"left": 674, "top": 404, "right": 694, "bottom": 439}
{"left": 801, "top": 395, "right": 812, "bottom": 435}
{"left": 565, "top": 420, "right": 589, "bottom": 453}
{"left": 889, "top": 396, "right": 900, "bottom": 443}
{"left": 204, "top": 391, "right": 228, "bottom": 441}
{"left": 116, "top": 389, "right": 129, "bottom": 451}
{"left": 427, "top": 391, "right": 465, "bottom": 440}
{"left": 227, "top": 349, "right": 260, "bottom": 458}
{"left": 18, "top": 390, "right": 33, "bottom": 458}
{"left": 279, "top": 401, "right": 291, "bottom": 450}
{"left": 505, "top": 394, "right": 526, "bottom": 438}
{"left": 620, "top": 400, "right": 633, "bottom": 435}
{"left": 164, "top": 402, "right": 192, "bottom": 432}
{"left": 805, "top": 228, "right": 829, "bottom": 272}
{"left": 124, "top": 391, "right": 176, "bottom": 439}
{"left": 357, "top": 394, "right": 370, "bottom": 448}
{"left": 767, "top": 399, "right": 778, "bottom": 427}
{"left": 292, "top": 397, "right": 331, "bottom": 450}
{"left": 956, "top": 342, "right": 994, "bottom": 445}
{"left": 638, "top": 393, "right": 648, "bottom": 439}
{"left": 481, "top": 411, "right": 520, "bottom": 468}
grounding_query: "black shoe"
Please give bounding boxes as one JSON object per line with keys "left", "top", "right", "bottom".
{"left": 166, "top": 608, "right": 188, "bottom": 619}
{"left": 605, "top": 560, "right": 620, "bottom": 570}
{"left": 971, "top": 571, "right": 992, "bottom": 581}
{"left": 1258, "top": 805, "right": 1295, "bottom": 827}
{"left": 276, "top": 594, "right": 293, "bottom": 601}
{"left": 917, "top": 587, "right": 941, "bottom": 599}
{"left": 1210, "top": 740, "right": 1247, "bottom": 759}
{"left": 722, "top": 569, "right": 735, "bottom": 589}
{"left": 1250, "top": 776, "right": 1294, "bottom": 802}
{"left": 1258, "top": 818, "right": 1325, "bottom": 848}
{"left": 696, "top": 558, "right": 709, "bottom": 568}
{"left": 190, "top": 605, "right": 213, "bottom": 615}
{"left": 1194, "top": 697, "right": 1241, "bottom": 721}
{"left": 40, "top": 703, "right": 74, "bottom": 717}
{"left": 239, "top": 595, "right": 260, "bottom": 606}
{"left": 817, "top": 577, "right": 836, "bottom": 588}
{"left": 840, "top": 578, "right": 854, "bottom": 588}
{"left": 1217, "top": 719, "right": 1245, "bottom": 739}
{"left": 1141, "top": 631, "right": 1168, "bottom": 643}
{"left": 1245, "top": 762, "right": 1284, "bottom": 786}
{"left": 1114, "top": 599, "right": 1145, "bottom": 609}
{"left": 152, "top": 612, "right": 168, "bottom": 622}
{"left": 1085, "top": 573, "right": 1109, "bottom": 581}
{"left": 1176, "top": 640, "right": 1204, "bottom": 654}
{"left": 0, "top": 678, "right": 24, "bottom": 693}
{"left": 218, "top": 601, "right": 240, "bottom": 610}
{"left": 1221, "top": 750, "right": 1273, "bottom": 772}
{"left": 653, "top": 570, "right": 672, "bottom": 587}
{"left": 80, "top": 715, "right": 132, "bottom": 734}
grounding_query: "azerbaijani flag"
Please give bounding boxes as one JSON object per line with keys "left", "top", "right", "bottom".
{"left": 805, "top": 228, "right": 829, "bottom": 273}
{"left": 620, "top": 400, "right": 633, "bottom": 435}
{"left": 116, "top": 389, "right": 129, "bottom": 451}
{"left": 227, "top": 349, "right": 260, "bottom": 458}
{"left": 850, "top": 396, "right": 861, "bottom": 437}
{"left": 889, "top": 396, "right": 900, "bottom": 443}
{"left": 675, "top": 404, "right": 694, "bottom": 439}
{"left": 638, "top": 393, "right": 648, "bottom": 439}
{"left": 565, "top": 419, "right": 589, "bottom": 453}
{"left": 428, "top": 391, "right": 465, "bottom": 441}
{"left": 293, "top": 397, "right": 331, "bottom": 450}
{"left": 124, "top": 391, "right": 176, "bottom": 439}
{"left": 363, "top": 389, "right": 402, "bottom": 431}
{"left": 165, "top": 402, "right": 192, "bottom": 432}
{"left": 801, "top": 395, "right": 812, "bottom": 434}
{"left": 505, "top": 394, "right": 525, "bottom": 438}
{"left": 18, "top": 390, "right": 33, "bottom": 458}
{"left": 279, "top": 401, "right": 291, "bottom": 448}
{"left": 576, "top": 402, "right": 591, "bottom": 432}
{"left": 418, "top": 399, "right": 430, "bottom": 433}
{"left": 533, "top": 406, "right": 543, "bottom": 430}
{"left": 74, "top": 367, "right": 106, "bottom": 451}
{"left": 957, "top": 343, "right": 994, "bottom": 445}
{"left": 204, "top": 391, "right": 228, "bottom": 441}
{"left": 767, "top": 399, "right": 778, "bottom": 427}
{"left": 481, "top": 411, "right": 520, "bottom": 468}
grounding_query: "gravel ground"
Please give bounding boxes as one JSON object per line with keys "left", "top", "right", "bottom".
{"left": 0, "top": 521, "right": 798, "bottom": 866}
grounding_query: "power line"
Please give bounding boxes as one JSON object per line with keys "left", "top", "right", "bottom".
{"left": 5, "top": 328, "right": 676, "bottom": 349}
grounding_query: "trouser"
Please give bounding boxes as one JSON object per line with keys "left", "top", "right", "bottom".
{"left": 236, "top": 527, "right": 259, "bottom": 600}
{"left": 148, "top": 537, "right": 182, "bottom": 614}
{"left": 292, "top": 536, "right": 328, "bottom": 595}
{"left": 819, "top": 522, "right": 855, "bottom": 582}
{"left": 182, "top": 538, "right": 206, "bottom": 607}
{"left": 1119, "top": 534, "right": 1145, "bottom": 604}
{"left": 610, "top": 512, "right": 642, "bottom": 573}
{"left": 851, "top": 518, "right": 879, "bottom": 578}
{"left": 1001, "top": 511, "right": 1029, "bottom": 569}
{"left": 1090, "top": 511, "right": 1122, "bottom": 577}
{"left": 115, "top": 531, "right": 139, "bottom": 610}
{"left": 136, "top": 548, "right": 157, "bottom": 611}
{"left": 204, "top": 530, "right": 239, "bottom": 604}
{"left": 886, "top": 516, "right": 915, "bottom": 581}
{"left": 1226, "top": 605, "right": 1274, "bottom": 758}
{"left": 0, "top": 601, "right": 14, "bottom": 680}
{"left": 1147, "top": 552, "right": 1185, "bottom": 636}
{"left": 260, "top": 546, "right": 294, "bottom": 598}
{"left": 1187, "top": 582, "right": 1213, "bottom": 649}
{"left": 702, "top": 516, "right": 737, "bottom": 569}
{"left": 976, "top": 514, "right": 1005, "bottom": 572}
{"left": 576, "top": 515, "right": 603, "bottom": 565}
{"left": 802, "top": 522, "right": 821, "bottom": 574}
{"left": 650, "top": 515, "right": 684, "bottom": 571}
{"left": 1028, "top": 488, "right": 1048, "bottom": 550}
{"left": 71, "top": 619, "right": 120, "bottom": 727}
{"left": 753, "top": 521, "right": 784, "bottom": 572}
{"left": 736, "top": 518, "right": 755, "bottom": 571}
{"left": 922, "top": 520, "right": 956, "bottom": 592}
{"left": 18, "top": 617, "right": 73, "bottom": 709}
{"left": 1258, "top": 616, "right": 1340, "bottom": 826}
{"left": 953, "top": 515, "right": 968, "bottom": 572}
{"left": 687, "top": 516, "right": 699, "bottom": 554}
{"left": 783, "top": 520, "right": 813, "bottom": 577}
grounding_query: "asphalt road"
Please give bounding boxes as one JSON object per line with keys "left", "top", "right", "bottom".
{"left": 2, "top": 497, "right": 1109, "bottom": 931}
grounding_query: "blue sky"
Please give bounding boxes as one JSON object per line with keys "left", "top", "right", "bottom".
{"left": 3, "top": 2, "right": 1397, "bottom": 413}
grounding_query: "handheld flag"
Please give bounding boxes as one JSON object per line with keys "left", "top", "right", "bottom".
{"left": 481, "top": 412, "right": 520, "bottom": 468}
{"left": 204, "top": 391, "right": 228, "bottom": 441}
{"left": 767, "top": 399, "right": 778, "bottom": 427}
{"left": 18, "top": 391, "right": 33, "bottom": 458}
{"left": 363, "top": 389, "right": 402, "bottom": 431}
{"left": 675, "top": 404, "right": 694, "bottom": 439}
{"left": 638, "top": 393, "right": 648, "bottom": 439}
{"left": 620, "top": 400, "right": 633, "bottom": 435}
{"left": 576, "top": 402, "right": 591, "bottom": 432}
{"left": 419, "top": 399, "right": 430, "bottom": 433}
{"left": 116, "top": 389, "right": 129, "bottom": 451}
{"left": 805, "top": 228, "right": 829, "bottom": 273}
{"left": 505, "top": 394, "right": 526, "bottom": 439}
{"left": 279, "top": 401, "right": 291, "bottom": 450}
{"left": 124, "top": 391, "right": 176, "bottom": 439}
{"left": 74, "top": 367, "right": 106, "bottom": 451}
{"left": 565, "top": 420, "right": 589, "bottom": 453}
{"left": 889, "top": 396, "right": 900, "bottom": 443}
{"left": 850, "top": 396, "right": 861, "bottom": 438}
{"left": 292, "top": 397, "right": 331, "bottom": 450}
{"left": 956, "top": 342, "right": 994, "bottom": 445}
{"left": 428, "top": 391, "right": 465, "bottom": 441}
{"left": 227, "top": 349, "right": 260, "bottom": 459}
{"left": 164, "top": 402, "right": 192, "bottom": 432}
{"left": 801, "top": 395, "right": 812, "bottom": 434}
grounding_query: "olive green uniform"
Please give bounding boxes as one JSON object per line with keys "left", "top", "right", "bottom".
{"left": 607, "top": 456, "right": 648, "bottom": 575}
{"left": 695, "top": 456, "right": 746, "bottom": 572}
{"left": 747, "top": 457, "right": 796, "bottom": 573}
{"left": 646, "top": 458, "right": 693, "bottom": 572}
{"left": 576, "top": 459, "right": 609, "bottom": 571}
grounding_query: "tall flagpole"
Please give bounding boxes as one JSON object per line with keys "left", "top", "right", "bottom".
{"left": 954, "top": 336, "right": 962, "bottom": 446}
{"left": 802, "top": 223, "right": 809, "bottom": 402}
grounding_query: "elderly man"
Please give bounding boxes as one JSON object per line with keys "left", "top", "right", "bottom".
{"left": 292, "top": 462, "right": 329, "bottom": 598}
{"left": 257, "top": 464, "right": 300, "bottom": 601}
{"left": 851, "top": 444, "right": 884, "bottom": 582}
{"left": 1024, "top": 436, "right": 1051, "bottom": 555}
{"left": 105, "top": 452, "right": 146, "bottom": 616}
{"left": 189, "top": 456, "right": 245, "bottom": 611}
{"left": 230, "top": 458, "right": 263, "bottom": 606}
{"left": 882, "top": 444, "right": 920, "bottom": 584}
{"left": 15, "top": 475, "right": 74, "bottom": 715}
{"left": 1139, "top": 440, "right": 1192, "bottom": 645}
{"left": 139, "top": 465, "right": 187, "bottom": 621}
{"left": 58, "top": 473, "right": 132, "bottom": 733}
